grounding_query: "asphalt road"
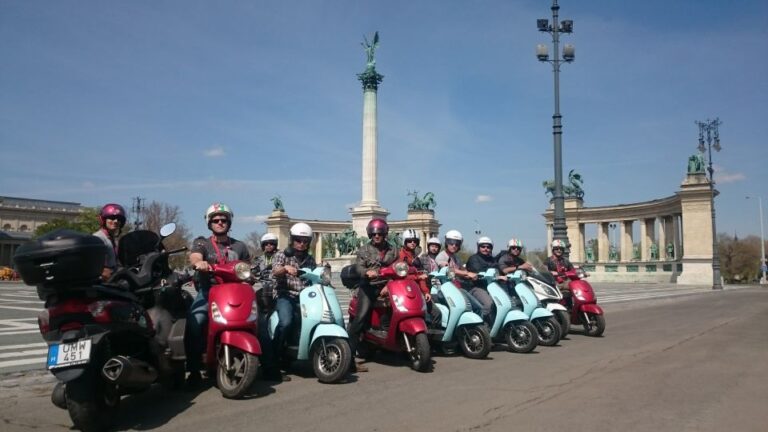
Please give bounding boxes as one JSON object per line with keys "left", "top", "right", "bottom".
{"left": 1, "top": 285, "right": 765, "bottom": 432}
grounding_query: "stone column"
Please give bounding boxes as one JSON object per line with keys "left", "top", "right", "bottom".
{"left": 546, "top": 224, "right": 553, "bottom": 250}
{"left": 643, "top": 218, "right": 655, "bottom": 261}
{"left": 673, "top": 214, "right": 682, "bottom": 261}
{"left": 566, "top": 220, "right": 583, "bottom": 262}
{"left": 598, "top": 222, "right": 610, "bottom": 262}
{"left": 314, "top": 232, "right": 323, "bottom": 260}
{"left": 351, "top": 67, "right": 388, "bottom": 237}
{"left": 658, "top": 216, "right": 668, "bottom": 260}
{"left": 620, "top": 220, "right": 633, "bottom": 262}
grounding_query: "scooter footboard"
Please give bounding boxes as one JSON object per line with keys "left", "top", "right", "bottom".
{"left": 531, "top": 307, "right": 554, "bottom": 321}
{"left": 304, "top": 324, "right": 349, "bottom": 360}
{"left": 503, "top": 310, "right": 530, "bottom": 326}
{"left": 580, "top": 304, "right": 604, "bottom": 315}
{"left": 457, "top": 312, "right": 483, "bottom": 327}
{"left": 545, "top": 303, "right": 568, "bottom": 312}
{"left": 398, "top": 317, "right": 428, "bottom": 335}
{"left": 220, "top": 330, "right": 262, "bottom": 355}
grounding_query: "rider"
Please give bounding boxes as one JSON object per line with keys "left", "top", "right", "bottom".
{"left": 93, "top": 203, "right": 126, "bottom": 281}
{"left": 254, "top": 233, "right": 279, "bottom": 312}
{"left": 271, "top": 223, "right": 317, "bottom": 374}
{"left": 347, "top": 218, "right": 397, "bottom": 373}
{"left": 497, "top": 238, "right": 534, "bottom": 275}
{"left": 545, "top": 239, "right": 575, "bottom": 298}
{"left": 419, "top": 237, "right": 442, "bottom": 274}
{"left": 185, "top": 203, "right": 250, "bottom": 386}
{"left": 398, "top": 229, "right": 441, "bottom": 327}
{"left": 464, "top": 236, "right": 498, "bottom": 322}
{"left": 434, "top": 230, "right": 485, "bottom": 317}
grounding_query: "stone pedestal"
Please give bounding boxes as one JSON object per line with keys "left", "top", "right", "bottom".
{"left": 676, "top": 173, "right": 716, "bottom": 285}
{"left": 350, "top": 206, "right": 389, "bottom": 239}
{"left": 265, "top": 210, "right": 291, "bottom": 248}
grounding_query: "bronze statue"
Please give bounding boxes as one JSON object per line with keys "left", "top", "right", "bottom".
{"left": 650, "top": 243, "right": 659, "bottom": 260}
{"left": 543, "top": 169, "right": 584, "bottom": 199}
{"left": 687, "top": 153, "right": 706, "bottom": 174}
{"left": 585, "top": 245, "right": 595, "bottom": 263}
{"left": 666, "top": 242, "right": 675, "bottom": 260}
{"left": 335, "top": 228, "right": 362, "bottom": 256}
{"left": 609, "top": 245, "right": 619, "bottom": 262}
{"left": 270, "top": 195, "right": 285, "bottom": 212}
{"left": 407, "top": 190, "right": 437, "bottom": 211}
{"left": 632, "top": 244, "right": 641, "bottom": 261}
{"left": 362, "top": 31, "right": 379, "bottom": 71}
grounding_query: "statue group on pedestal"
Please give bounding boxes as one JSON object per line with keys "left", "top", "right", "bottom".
{"left": 407, "top": 190, "right": 437, "bottom": 211}
{"left": 687, "top": 152, "right": 706, "bottom": 174}
{"left": 543, "top": 169, "right": 584, "bottom": 199}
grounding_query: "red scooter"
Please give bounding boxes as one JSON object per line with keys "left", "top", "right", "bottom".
{"left": 555, "top": 268, "right": 605, "bottom": 337}
{"left": 348, "top": 262, "right": 431, "bottom": 372}
{"left": 175, "top": 261, "right": 261, "bottom": 398}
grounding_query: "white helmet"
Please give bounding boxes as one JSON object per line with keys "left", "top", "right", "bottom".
{"left": 290, "top": 223, "right": 313, "bottom": 238}
{"left": 402, "top": 229, "right": 419, "bottom": 242}
{"left": 427, "top": 237, "right": 441, "bottom": 246}
{"left": 551, "top": 239, "right": 567, "bottom": 249}
{"left": 205, "top": 203, "right": 233, "bottom": 223}
{"left": 507, "top": 238, "right": 524, "bottom": 249}
{"left": 444, "top": 230, "right": 463, "bottom": 244}
{"left": 477, "top": 236, "right": 493, "bottom": 246}
{"left": 260, "top": 233, "right": 278, "bottom": 247}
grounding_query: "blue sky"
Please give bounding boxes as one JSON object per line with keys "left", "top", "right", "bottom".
{"left": 1, "top": 0, "right": 766, "bottom": 250}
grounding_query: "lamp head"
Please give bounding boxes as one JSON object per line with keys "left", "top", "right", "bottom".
{"left": 536, "top": 44, "right": 549, "bottom": 61}
{"left": 537, "top": 19, "right": 549, "bottom": 31}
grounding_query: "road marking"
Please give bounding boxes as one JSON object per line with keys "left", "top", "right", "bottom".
{"left": 0, "top": 358, "right": 45, "bottom": 368}
{"left": 0, "top": 293, "right": 41, "bottom": 299}
{"left": 0, "top": 342, "right": 46, "bottom": 351}
{"left": 0, "top": 329, "right": 41, "bottom": 336}
{"left": 0, "top": 349, "right": 47, "bottom": 359}
{"left": 0, "top": 305, "right": 42, "bottom": 312}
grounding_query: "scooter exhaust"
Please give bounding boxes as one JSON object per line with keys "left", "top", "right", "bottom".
{"left": 101, "top": 355, "right": 158, "bottom": 387}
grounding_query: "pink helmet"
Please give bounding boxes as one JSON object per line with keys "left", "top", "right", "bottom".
{"left": 366, "top": 218, "right": 389, "bottom": 239}
{"left": 99, "top": 203, "right": 126, "bottom": 228}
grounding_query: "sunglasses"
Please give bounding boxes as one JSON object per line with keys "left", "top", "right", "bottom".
{"left": 371, "top": 232, "right": 386, "bottom": 238}
{"left": 553, "top": 247, "right": 564, "bottom": 252}
{"left": 104, "top": 215, "right": 121, "bottom": 221}
{"left": 510, "top": 246, "right": 522, "bottom": 251}
{"left": 262, "top": 242, "right": 277, "bottom": 247}
{"left": 446, "top": 240, "right": 461, "bottom": 247}
{"left": 293, "top": 237, "right": 311, "bottom": 244}
{"left": 405, "top": 239, "right": 419, "bottom": 244}
{"left": 479, "top": 244, "right": 492, "bottom": 250}
{"left": 211, "top": 218, "right": 230, "bottom": 225}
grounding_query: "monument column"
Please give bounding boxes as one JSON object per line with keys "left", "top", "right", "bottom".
{"left": 598, "top": 222, "right": 610, "bottom": 262}
{"left": 677, "top": 173, "right": 716, "bottom": 284}
{"left": 351, "top": 32, "right": 389, "bottom": 237}
{"left": 658, "top": 216, "right": 668, "bottom": 260}
{"left": 620, "top": 220, "right": 633, "bottom": 262}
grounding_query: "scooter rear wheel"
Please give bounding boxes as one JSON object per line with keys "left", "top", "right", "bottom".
{"left": 554, "top": 310, "right": 571, "bottom": 337}
{"left": 504, "top": 321, "right": 538, "bottom": 353}
{"left": 458, "top": 325, "right": 491, "bottom": 359}
{"left": 584, "top": 313, "right": 606, "bottom": 337}
{"left": 216, "top": 346, "right": 259, "bottom": 399}
{"left": 65, "top": 369, "right": 120, "bottom": 432}
{"left": 535, "top": 317, "right": 562, "bottom": 346}
{"left": 312, "top": 337, "right": 352, "bottom": 384}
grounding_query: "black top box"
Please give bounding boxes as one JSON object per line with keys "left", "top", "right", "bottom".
{"left": 13, "top": 229, "right": 107, "bottom": 289}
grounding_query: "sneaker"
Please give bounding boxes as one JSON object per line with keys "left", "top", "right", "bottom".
{"left": 185, "top": 371, "right": 202, "bottom": 389}
{"left": 349, "top": 361, "right": 369, "bottom": 373}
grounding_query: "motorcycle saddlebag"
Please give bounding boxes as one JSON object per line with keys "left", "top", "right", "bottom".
{"left": 13, "top": 229, "right": 107, "bottom": 295}
{"left": 340, "top": 264, "right": 361, "bottom": 289}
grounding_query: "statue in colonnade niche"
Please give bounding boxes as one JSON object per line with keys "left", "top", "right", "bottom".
{"left": 609, "top": 245, "right": 619, "bottom": 262}
{"left": 585, "top": 245, "right": 595, "bottom": 263}
{"left": 632, "top": 245, "right": 641, "bottom": 261}
{"left": 322, "top": 233, "right": 338, "bottom": 258}
{"left": 650, "top": 243, "right": 659, "bottom": 260}
{"left": 270, "top": 195, "right": 285, "bottom": 212}
{"left": 666, "top": 242, "right": 675, "bottom": 260}
{"left": 407, "top": 190, "right": 437, "bottom": 211}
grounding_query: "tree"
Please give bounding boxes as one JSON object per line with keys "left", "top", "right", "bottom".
{"left": 140, "top": 201, "right": 193, "bottom": 269}
{"left": 34, "top": 207, "right": 101, "bottom": 237}
{"left": 718, "top": 233, "right": 761, "bottom": 283}
{"left": 244, "top": 231, "right": 264, "bottom": 258}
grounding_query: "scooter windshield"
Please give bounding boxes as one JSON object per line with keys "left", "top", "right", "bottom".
{"left": 118, "top": 230, "right": 160, "bottom": 268}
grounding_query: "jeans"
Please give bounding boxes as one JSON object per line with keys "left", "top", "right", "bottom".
{"left": 347, "top": 285, "right": 377, "bottom": 359}
{"left": 184, "top": 289, "right": 209, "bottom": 372}
{"left": 272, "top": 293, "right": 299, "bottom": 362}
{"left": 468, "top": 287, "right": 493, "bottom": 321}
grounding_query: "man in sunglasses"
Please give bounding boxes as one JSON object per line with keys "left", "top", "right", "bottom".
{"left": 254, "top": 233, "right": 279, "bottom": 312}
{"left": 545, "top": 239, "right": 575, "bottom": 297}
{"left": 465, "top": 236, "right": 498, "bottom": 322}
{"left": 186, "top": 203, "right": 251, "bottom": 386}
{"left": 497, "top": 238, "right": 534, "bottom": 296}
{"left": 347, "top": 218, "right": 397, "bottom": 373}
{"left": 435, "top": 230, "right": 485, "bottom": 317}
{"left": 271, "top": 223, "right": 317, "bottom": 379}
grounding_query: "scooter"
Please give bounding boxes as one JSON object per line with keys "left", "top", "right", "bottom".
{"left": 347, "top": 262, "right": 431, "bottom": 372}
{"left": 427, "top": 267, "right": 491, "bottom": 359}
{"left": 268, "top": 266, "right": 351, "bottom": 383}
{"left": 526, "top": 268, "right": 571, "bottom": 337}
{"left": 16, "top": 223, "right": 186, "bottom": 432}
{"left": 506, "top": 270, "right": 562, "bottom": 346}
{"left": 478, "top": 268, "right": 539, "bottom": 353}
{"left": 169, "top": 260, "right": 262, "bottom": 399}
{"left": 555, "top": 268, "right": 605, "bottom": 337}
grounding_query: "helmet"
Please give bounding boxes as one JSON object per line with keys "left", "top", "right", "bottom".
{"left": 402, "top": 229, "right": 419, "bottom": 244}
{"left": 290, "top": 222, "right": 313, "bottom": 238}
{"left": 366, "top": 218, "right": 389, "bottom": 239}
{"left": 427, "top": 237, "right": 441, "bottom": 246}
{"left": 260, "top": 233, "right": 278, "bottom": 248}
{"left": 477, "top": 236, "right": 493, "bottom": 247}
{"left": 507, "top": 238, "right": 524, "bottom": 249}
{"left": 205, "top": 203, "right": 233, "bottom": 223}
{"left": 99, "top": 203, "right": 126, "bottom": 228}
{"left": 444, "top": 230, "right": 463, "bottom": 246}
{"left": 551, "top": 239, "right": 567, "bottom": 249}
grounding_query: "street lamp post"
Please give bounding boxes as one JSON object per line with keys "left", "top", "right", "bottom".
{"left": 537, "top": 0, "right": 575, "bottom": 257}
{"left": 746, "top": 196, "right": 767, "bottom": 284}
{"left": 696, "top": 118, "right": 723, "bottom": 290}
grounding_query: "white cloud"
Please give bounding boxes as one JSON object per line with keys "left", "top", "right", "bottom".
{"left": 237, "top": 215, "right": 268, "bottom": 224}
{"left": 475, "top": 195, "right": 493, "bottom": 203}
{"left": 204, "top": 146, "right": 225, "bottom": 157}
{"left": 81, "top": 181, "right": 95, "bottom": 189}
{"left": 714, "top": 165, "right": 746, "bottom": 184}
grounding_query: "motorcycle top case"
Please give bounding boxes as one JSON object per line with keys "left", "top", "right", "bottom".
{"left": 13, "top": 229, "right": 107, "bottom": 291}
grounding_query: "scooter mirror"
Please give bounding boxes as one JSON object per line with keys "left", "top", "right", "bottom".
{"left": 159, "top": 223, "right": 177, "bottom": 238}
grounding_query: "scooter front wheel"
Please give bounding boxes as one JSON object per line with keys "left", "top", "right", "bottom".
{"left": 535, "top": 317, "right": 562, "bottom": 346}
{"left": 504, "top": 321, "right": 538, "bottom": 353}
{"left": 554, "top": 309, "right": 571, "bottom": 337}
{"left": 312, "top": 337, "right": 352, "bottom": 384}
{"left": 458, "top": 325, "right": 491, "bottom": 359}
{"left": 583, "top": 313, "right": 606, "bottom": 337}
{"left": 216, "top": 346, "right": 259, "bottom": 399}
{"left": 407, "top": 333, "right": 431, "bottom": 372}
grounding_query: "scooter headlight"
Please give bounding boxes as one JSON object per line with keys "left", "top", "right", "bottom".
{"left": 235, "top": 262, "right": 252, "bottom": 281}
{"left": 394, "top": 262, "right": 409, "bottom": 278}
{"left": 576, "top": 268, "right": 587, "bottom": 279}
{"left": 211, "top": 301, "right": 227, "bottom": 324}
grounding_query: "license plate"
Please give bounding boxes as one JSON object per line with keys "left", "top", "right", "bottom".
{"left": 47, "top": 339, "right": 92, "bottom": 369}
